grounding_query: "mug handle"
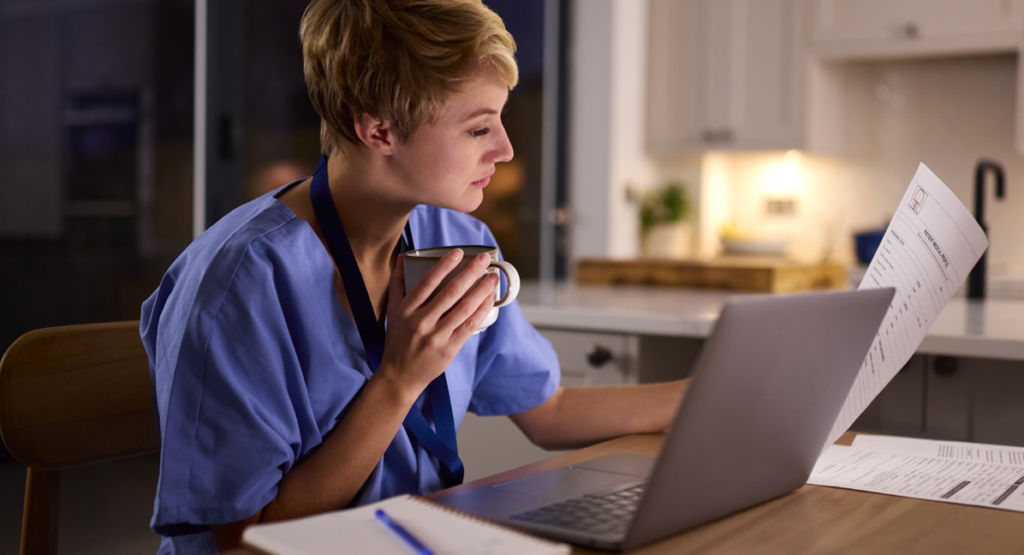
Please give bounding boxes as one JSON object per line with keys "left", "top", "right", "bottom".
{"left": 490, "top": 260, "right": 520, "bottom": 308}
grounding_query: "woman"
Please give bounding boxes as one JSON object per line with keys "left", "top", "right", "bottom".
{"left": 141, "top": 0, "right": 688, "bottom": 552}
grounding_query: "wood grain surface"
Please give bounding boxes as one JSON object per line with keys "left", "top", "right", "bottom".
{"left": 229, "top": 431, "right": 1024, "bottom": 554}
{"left": 575, "top": 258, "right": 847, "bottom": 293}
{"left": 0, "top": 321, "right": 159, "bottom": 471}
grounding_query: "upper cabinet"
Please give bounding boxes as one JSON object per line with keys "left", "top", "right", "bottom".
{"left": 647, "top": 0, "right": 1024, "bottom": 155}
{"left": 809, "top": 0, "right": 1024, "bottom": 60}
{"left": 647, "top": 0, "right": 806, "bottom": 153}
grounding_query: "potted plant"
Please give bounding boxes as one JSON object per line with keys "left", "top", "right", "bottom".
{"left": 639, "top": 181, "right": 693, "bottom": 259}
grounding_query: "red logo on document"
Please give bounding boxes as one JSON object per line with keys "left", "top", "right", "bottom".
{"left": 908, "top": 185, "right": 927, "bottom": 214}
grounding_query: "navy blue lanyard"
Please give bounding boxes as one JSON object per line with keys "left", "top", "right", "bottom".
{"left": 309, "top": 156, "right": 464, "bottom": 487}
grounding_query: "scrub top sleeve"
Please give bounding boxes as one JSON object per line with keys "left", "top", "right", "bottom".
{"left": 467, "top": 231, "right": 560, "bottom": 417}
{"left": 468, "top": 301, "right": 560, "bottom": 416}
{"left": 152, "top": 256, "right": 314, "bottom": 533}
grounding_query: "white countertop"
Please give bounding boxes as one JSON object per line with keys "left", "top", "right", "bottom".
{"left": 518, "top": 282, "right": 1024, "bottom": 361}
{"left": 919, "top": 299, "right": 1024, "bottom": 360}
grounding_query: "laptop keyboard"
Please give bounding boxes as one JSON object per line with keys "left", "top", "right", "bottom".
{"left": 509, "top": 483, "right": 647, "bottom": 536}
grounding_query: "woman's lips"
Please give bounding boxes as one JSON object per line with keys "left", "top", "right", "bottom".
{"left": 471, "top": 169, "right": 495, "bottom": 187}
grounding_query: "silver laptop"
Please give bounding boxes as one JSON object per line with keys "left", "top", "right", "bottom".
{"left": 435, "top": 288, "right": 895, "bottom": 551}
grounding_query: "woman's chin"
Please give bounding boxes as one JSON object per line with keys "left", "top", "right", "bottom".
{"left": 428, "top": 193, "right": 484, "bottom": 214}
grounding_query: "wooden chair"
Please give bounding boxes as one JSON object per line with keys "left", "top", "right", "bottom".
{"left": 0, "top": 321, "right": 159, "bottom": 555}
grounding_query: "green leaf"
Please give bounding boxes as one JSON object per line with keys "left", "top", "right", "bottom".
{"left": 640, "top": 181, "right": 691, "bottom": 233}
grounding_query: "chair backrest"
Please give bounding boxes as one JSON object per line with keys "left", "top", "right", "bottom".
{"left": 0, "top": 321, "right": 159, "bottom": 555}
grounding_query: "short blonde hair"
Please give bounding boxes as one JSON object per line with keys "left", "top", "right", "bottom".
{"left": 300, "top": 0, "right": 519, "bottom": 154}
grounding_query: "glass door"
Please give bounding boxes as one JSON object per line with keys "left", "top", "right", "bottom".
{"left": 0, "top": 0, "right": 195, "bottom": 352}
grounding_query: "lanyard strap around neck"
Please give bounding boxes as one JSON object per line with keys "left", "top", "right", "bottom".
{"left": 309, "top": 156, "right": 463, "bottom": 487}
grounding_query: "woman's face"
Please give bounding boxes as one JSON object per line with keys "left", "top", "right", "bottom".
{"left": 386, "top": 69, "right": 514, "bottom": 213}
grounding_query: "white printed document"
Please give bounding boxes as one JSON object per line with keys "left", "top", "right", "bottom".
{"left": 853, "top": 435, "right": 1024, "bottom": 466}
{"left": 809, "top": 441, "right": 1024, "bottom": 513}
{"left": 826, "top": 163, "right": 989, "bottom": 446}
{"left": 809, "top": 166, "right": 1002, "bottom": 511}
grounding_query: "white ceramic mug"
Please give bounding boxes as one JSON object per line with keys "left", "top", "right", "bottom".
{"left": 403, "top": 245, "right": 520, "bottom": 334}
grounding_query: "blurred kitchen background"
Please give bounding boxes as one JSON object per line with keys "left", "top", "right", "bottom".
{"left": 3, "top": 0, "right": 1024, "bottom": 553}
{"left": 575, "top": 0, "right": 1023, "bottom": 296}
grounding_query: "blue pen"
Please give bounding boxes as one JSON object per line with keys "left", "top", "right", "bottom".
{"left": 375, "top": 509, "right": 435, "bottom": 555}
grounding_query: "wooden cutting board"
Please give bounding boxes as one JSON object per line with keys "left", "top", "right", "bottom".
{"left": 576, "top": 257, "right": 847, "bottom": 293}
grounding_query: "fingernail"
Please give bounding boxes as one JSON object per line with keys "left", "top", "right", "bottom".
{"left": 449, "top": 249, "right": 464, "bottom": 261}
{"left": 477, "top": 253, "right": 491, "bottom": 267}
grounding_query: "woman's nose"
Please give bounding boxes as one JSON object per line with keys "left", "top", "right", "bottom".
{"left": 489, "top": 126, "right": 514, "bottom": 163}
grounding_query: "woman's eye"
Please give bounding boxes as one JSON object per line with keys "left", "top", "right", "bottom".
{"left": 471, "top": 127, "right": 491, "bottom": 138}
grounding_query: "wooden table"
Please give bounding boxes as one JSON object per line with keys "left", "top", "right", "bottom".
{"left": 233, "top": 432, "right": 1024, "bottom": 554}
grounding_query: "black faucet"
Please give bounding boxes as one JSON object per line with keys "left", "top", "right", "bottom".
{"left": 967, "top": 160, "right": 1006, "bottom": 300}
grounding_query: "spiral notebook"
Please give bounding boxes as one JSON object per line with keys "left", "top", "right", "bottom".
{"left": 241, "top": 494, "right": 570, "bottom": 555}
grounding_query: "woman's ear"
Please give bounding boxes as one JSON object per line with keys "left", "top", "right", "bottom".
{"left": 354, "top": 113, "right": 397, "bottom": 155}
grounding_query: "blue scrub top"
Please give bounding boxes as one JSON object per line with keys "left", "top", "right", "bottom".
{"left": 140, "top": 184, "right": 560, "bottom": 554}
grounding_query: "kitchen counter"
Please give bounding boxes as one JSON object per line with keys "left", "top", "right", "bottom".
{"left": 919, "top": 299, "right": 1024, "bottom": 360}
{"left": 518, "top": 282, "right": 1024, "bottom": 362}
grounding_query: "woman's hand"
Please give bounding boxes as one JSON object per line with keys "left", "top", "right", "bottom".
{"left": 377, "top": 249, "right": 498, "bottom": 403}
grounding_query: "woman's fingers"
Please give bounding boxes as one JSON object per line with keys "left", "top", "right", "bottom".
{"left": 426, "top": 253, "right": 491, "bottom": 315}
{"left": 439, "top": 272, "right": 499, "bottom": 337}
{"left": 408, "top": 252, "right": 492, "bottom": 319}
{"left": 403, "top": 249, "right": 465, "bottom": 308}
{"left": 458, "top": 278, "right": 500, "bottom": 338}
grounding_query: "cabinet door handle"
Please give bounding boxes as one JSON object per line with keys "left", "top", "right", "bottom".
{"left": 586, "top": 345, "right": 614, "bottom": 368}
{"left": 933, "top": 356, "right": 958, "bottom": 377}
{"left": 702, "top": 129, "right": 734, "bottom": 144}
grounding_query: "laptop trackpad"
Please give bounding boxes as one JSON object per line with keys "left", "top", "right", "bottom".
{"left": 494, "top": 466, "right": 638, "bottom": 499}
{"left": 573, "top": 454, "right": 655, "bottom": 478}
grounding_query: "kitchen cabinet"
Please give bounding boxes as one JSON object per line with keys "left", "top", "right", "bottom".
{"left": 647, "top": 0, "right": 806, "bottom": 153}
{"left": 805, "top": 0, "right": 1024, "bottom": 154}
{"left": 925, "top": 355, "right": 1024, "bottom": 446}
{"left": 538, "top": 329, "right": 638, "bottom": 387}
{"left": 853, "top": 353, "right": 1024, "bottom": 447}
{"left": 808, "top": 0, "right": 1024, "bottom": 60}
{"left": 853, "top": 355, "right": 927, "bottom": 436}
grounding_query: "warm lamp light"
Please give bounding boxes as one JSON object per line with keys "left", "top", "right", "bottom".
{"left": 763, "top": 150, "right": 802, "bottom": 195}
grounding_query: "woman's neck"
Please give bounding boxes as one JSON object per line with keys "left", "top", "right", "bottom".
{"left": 327, "top": 152, "right": 413, "bottom": 272}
